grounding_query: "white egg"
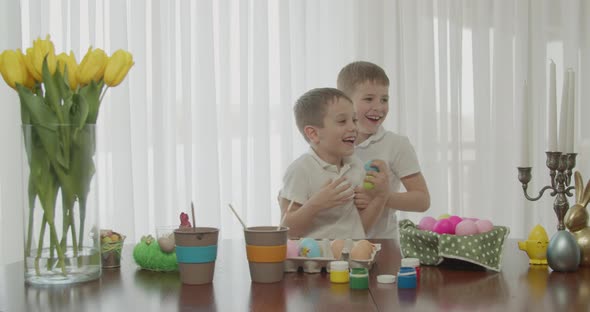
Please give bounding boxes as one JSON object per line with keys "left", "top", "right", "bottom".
{"left": 158, "top": 236, "right": 175, "bottom": 253}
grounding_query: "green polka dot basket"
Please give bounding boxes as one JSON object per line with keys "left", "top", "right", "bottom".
{"left": 399, "top": 219, "right": 510, "bottom": 272}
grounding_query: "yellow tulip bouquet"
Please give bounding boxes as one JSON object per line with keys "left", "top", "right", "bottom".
{"left": 0, "top": 35, "right": 133, "bottom": 280}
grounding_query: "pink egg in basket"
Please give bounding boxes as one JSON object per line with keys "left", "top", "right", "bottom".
{"left": 475, "top": 219, "right": 494, "bottom": 233}
{"left": 418, "top": 216, "right": 437, "bottom": 231}
{"left": 287, "top": 240, "right": 299, "bottom": 258}
{"left": 455, "top": 220, "right": 478, "bottom": 236}
{"left": 448, "top": 215, "right": 463, "bottom": 228}
{"left": 433, "top": 219, "right": 454, "bottom": 234}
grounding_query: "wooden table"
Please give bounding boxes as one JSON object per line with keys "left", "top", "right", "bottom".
{"left": 1, "top": 239, "right": 589, "bottom": 311}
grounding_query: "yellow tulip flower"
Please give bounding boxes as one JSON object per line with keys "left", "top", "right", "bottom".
{"left": 0, "top": 49, "right": 35, "bottom": 89}
{"left": 25, "top": 35, "right": 57, "bottom": 82}
{"left": 104, "top": 49, "right": 134, "bottom": 87}
{"left": 57, "top": 51, "right": 79, "bottom": 90}
{"left": 17, "top": 49, "right": 36, "bottom": 89}
{"left": 77, "top": 47, "right": 108, "bottom": 86}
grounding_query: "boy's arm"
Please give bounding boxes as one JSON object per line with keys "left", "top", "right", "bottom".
{"left": 279, "top": 198, "right": 320, "bottom": 238}
{"left": 357, "top": 191, "right": 388, "bottom": 233}
{"left": 386, "top": 172, "right": 430, "bottom": 212}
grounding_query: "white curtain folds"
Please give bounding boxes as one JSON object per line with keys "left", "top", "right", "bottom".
{"left": 1, "top": 0, "right": 589, "bottom": 264}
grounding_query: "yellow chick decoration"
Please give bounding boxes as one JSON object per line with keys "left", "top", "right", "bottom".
{"left": 518, "top": 224, "right": 549, "bottom": 265}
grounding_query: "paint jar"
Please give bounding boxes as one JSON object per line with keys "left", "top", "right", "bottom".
{"left": 397, "top": 267, "right": 417, "bottom": 289}
{"left": 349, "top": 267, "right": 369, "bottom": 290}
{"left": 330, "top": 261, "right": 349, "bottom": 283}
{"left": 401, "top": 258, "right": 421, "bottom": 282}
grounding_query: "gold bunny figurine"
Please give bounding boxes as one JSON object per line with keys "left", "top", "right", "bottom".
{"left": 564, "top": 171, "right": 590, "bottom": 266}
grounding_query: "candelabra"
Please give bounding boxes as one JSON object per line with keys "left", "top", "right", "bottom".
{"left": 517, "top": 152, "right": 577, "bottom": 230}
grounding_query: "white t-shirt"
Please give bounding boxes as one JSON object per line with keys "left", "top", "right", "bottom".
{"left": 355, "top": 126, "right": 421, "bottom": 239}
{"left": 279, "top": 148, "right": 366, "bottom": 239}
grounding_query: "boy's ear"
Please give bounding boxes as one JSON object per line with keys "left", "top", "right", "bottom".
{"left": 304, "top": 125, "right": 320, "bottom": 144}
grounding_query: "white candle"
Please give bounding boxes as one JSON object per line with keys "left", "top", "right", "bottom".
{"left": 558, "top": 71, "right": 570, "bottom": 153}
{"left": 566, "top": 70, "right": 575, "bottom": 153}
{"left": 548, "top": 60, "right": 557, "bottom": 151}
{"left": 520, "top": 81, "right": 530, "bottom": 166}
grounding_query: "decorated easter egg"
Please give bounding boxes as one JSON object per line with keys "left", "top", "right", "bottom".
{"left": 287, "top": 240, "right": 299, "bottom": 258}
{"left": 475, "top": 219, "right": 494, "bottom": 233}
{"left": 433, "top": 219, "right": 454, "bottom": 234}
{"left": 547, "top": 230, "right": 580, "bottom": 272}
{"left": 364, "top": 161, "right": 379, "bottom": 172}
{"left": 438, "top": 213, "right": 451, "bottom": 220}
{"left": 363, "top": 161, "right": 379, "bottom": 190}
{"left": 331, "top": 239, "right": 345, "bottom": 259}
{"left": 448, "top": 215, "right": 463, "bottom": 228}
{"left": 455, "top": 220, "right": 478, "bottom": 236}
{"left": 363, "top": 181, "right": 375, "bottom": 190}
{"left": 350, "top": 240, "right": 373, "bottom": 260}
{"left": 418, "top": 216, "right": 437, "bottom": 231}
{"left": 299, "top": 238, "right": 321, "bottom": 258}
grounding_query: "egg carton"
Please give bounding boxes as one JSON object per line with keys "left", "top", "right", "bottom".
{"left": 284, "top": 239, "right": 381, "bottom": 273}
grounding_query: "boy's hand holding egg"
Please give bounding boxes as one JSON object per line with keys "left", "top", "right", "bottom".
{"left": 362, "top": 160, "right": 389, "bottom": 193}
{"left": 355, "top": 160, "right": 390, "bottom": 210}
{"left": 363, "top": 161, "right": 380, "bottom": 190}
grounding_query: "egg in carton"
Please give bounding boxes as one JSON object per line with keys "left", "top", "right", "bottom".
{"left": 284, "top": 238, "right": 381, "bottom": 273}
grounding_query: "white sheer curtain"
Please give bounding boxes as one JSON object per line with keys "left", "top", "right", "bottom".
{"left": 1, "top": 0, "right": 589, "bottom": 265}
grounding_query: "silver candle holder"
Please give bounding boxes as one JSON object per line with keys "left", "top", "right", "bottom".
{"left": 517, "top": 152, "right": 577, "bottom": 230}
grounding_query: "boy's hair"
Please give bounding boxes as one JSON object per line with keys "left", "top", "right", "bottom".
{"left": 294, "top": 88, "right": 352, "bottom": 142}
{"left": 337, "top": 61, "right": 390, "bottom": 96}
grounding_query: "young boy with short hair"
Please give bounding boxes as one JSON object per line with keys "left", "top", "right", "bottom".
{"left": 279, "top": 88, "right": 389, "bottom": 239}
{"left": 337, "top": 61, "right": 431, "bottom": 240}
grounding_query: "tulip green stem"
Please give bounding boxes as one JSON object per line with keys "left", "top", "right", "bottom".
{"left": 25, "top": 182, "right": 36, "bottom": 256}
{"left": 98, "top": 86, "right": 109, "bottom": 104}
{"left": 47, "top": 220, "right": 67, "bottom": 275}
{"left": 78, "top": 196, "right": 87, "bottom": 250}
{"left": 34, "top": 216, "right": 47, "bottom": 276}
{"left": 59, "top": 193, "right": 78, "bottom": 257}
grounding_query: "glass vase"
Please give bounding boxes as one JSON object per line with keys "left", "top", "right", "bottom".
{"left": 21, "top": 124, "right": 101, "bottom": 285}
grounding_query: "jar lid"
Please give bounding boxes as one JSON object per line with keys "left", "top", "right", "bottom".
{"left": 377, "top": 274, "right": 396, "bottom": 284}
{"left": 350, "top": 267, "right": 368, "bottom": 276}
{"left": 330, "top": 261, "right": 349, "bottom": 271}
{"left": 398, "top": 268, "right": 417, "bottom": 276}
{"left": 401, "top": 257, "right": 420, "bottom": 267}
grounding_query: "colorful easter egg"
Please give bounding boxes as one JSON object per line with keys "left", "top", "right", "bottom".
{"left": 463, "top": 217, "right": 480, "bottom": 222}
{"left": 287, "top": 240, "right": 299, "bottom": 258}
{"left": 437, "top": 213, "right": 451, "bottom": 220}
{"left": 363, "top": 161, "right": 379, "bottom": 190}
{"left": 418, "top": 216, "right": 437, "bottom": 231}
{"left": 364, "top": 161, "right": 379, "bottom": 172}
{"left": 448, "top": 215, "right": 463, "bottom": 228}
{"left": 455, "top": 220, "right": 478, "bottom": 236}
{"left": 299, "top": 238, "right": 321, "bottom": 258}
{"left": 433, "top": 219, "right": 454, "bottom": 234}
{"left": 475, "top": 219, "right": 494, "bottom": 233}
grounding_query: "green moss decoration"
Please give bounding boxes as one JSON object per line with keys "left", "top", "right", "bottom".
{"left": 133, "top": 235, "right": 178, "bottom": 272}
